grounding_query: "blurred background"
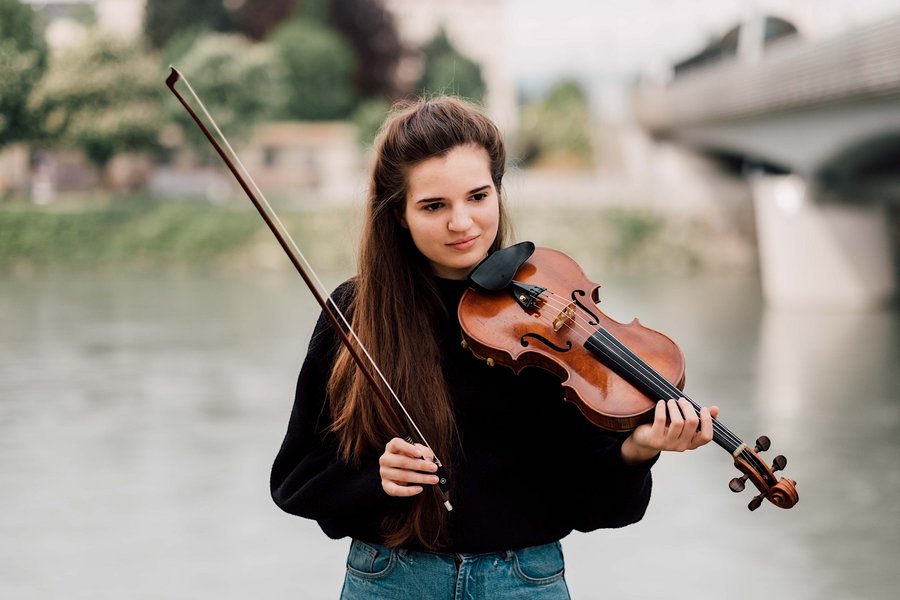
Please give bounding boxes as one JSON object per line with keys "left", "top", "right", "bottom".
{"left": 1, "top": 0, "right": 899, "bottom": 598}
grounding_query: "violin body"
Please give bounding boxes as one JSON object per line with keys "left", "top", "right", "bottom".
{"left": 458, "top": 244, "right": 798, "bottom": 511}
{"left": 459, "top": 247, "right": 685, "bottom": 432}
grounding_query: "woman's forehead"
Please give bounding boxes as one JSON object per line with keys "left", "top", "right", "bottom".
{"left": 406, "top": 145, "right": 492, "bottom": 196}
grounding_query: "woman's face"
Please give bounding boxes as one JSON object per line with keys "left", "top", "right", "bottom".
{"left": 402, "top": 144, "right": 500, "bottom": 280}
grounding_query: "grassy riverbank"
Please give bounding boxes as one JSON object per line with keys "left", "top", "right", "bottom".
{"left": 511, "top": 205, "right": 755, "bottom": 275}
{"left": 0, "top": 196, "right": 362, "bottom": 274}
{"left": 0, "top": 196, "right": 756, "bottom": 275}
{"left": 1, "top": 197, "right": 256, "bottom": 273}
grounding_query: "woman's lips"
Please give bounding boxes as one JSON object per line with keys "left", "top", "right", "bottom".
{"left": 447, "top": 235, "right": 479, "bottom": 251}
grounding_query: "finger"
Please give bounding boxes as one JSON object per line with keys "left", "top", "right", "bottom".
{"left": 382, "top": 481, "right": 424, "bottom": 497}
{"left": 675, "top": 399, "right": 701, "bottom": 451}
{"left": 413, "top": 443, "right": 436, "bottom": 463}
{"left": 652, "top": 399, "right": 667, "bottom": 431}
{"left": 678, "top": 398, "right": 700, "bottom": 433}
{"left": 384, "top": 439, "right": 439, "bottom": 471}
{"left": 666, "top": 398, "right": 685, "bottom": 440}
{"left": 693, "top": 406, "right": 714, "bottom": 447}
{"left": 638, "top": 400, "right": 667, "bottom": 447}
{"left": 380, "top": 466, "right": 441, "bottom": 486}
{"left": 709, "top": 405, "right": 720, "bottom": 419}
{"left": 379, "top": 452, "right": 438, "bottom": 473}
{"left": 385, "top": 437, "right": 430, "bottom": 459}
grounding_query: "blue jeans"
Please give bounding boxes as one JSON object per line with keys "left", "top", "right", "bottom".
{"left": 340, "top": 539, "right": 570, "bottom": 599}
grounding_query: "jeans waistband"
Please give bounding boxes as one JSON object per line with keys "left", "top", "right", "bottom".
{"left": 373, "top": 540, "right": 560, "bottom": 562}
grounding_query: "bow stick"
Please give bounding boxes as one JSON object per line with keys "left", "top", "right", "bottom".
{"left": 165, "top": 67, "right": 452, "bottom": 511}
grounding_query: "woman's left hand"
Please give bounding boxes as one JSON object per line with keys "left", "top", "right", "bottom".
{"left": 620, "top": 398, "right": 719, "bottom": 465}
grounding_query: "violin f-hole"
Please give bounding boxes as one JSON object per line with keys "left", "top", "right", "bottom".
{"left": 572, "top": 289, "right": 600, "bottom": 325}
{"left": 521, "top": 333, "right": 572, "bottom": 353}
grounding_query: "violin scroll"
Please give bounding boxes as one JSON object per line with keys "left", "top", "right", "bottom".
{"left": 730, "top": 435, "right": 798, "bottom": 511}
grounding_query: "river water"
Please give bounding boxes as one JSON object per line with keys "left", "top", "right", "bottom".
{"left": 1, "top": 270, "right": 898, "bottom": 599}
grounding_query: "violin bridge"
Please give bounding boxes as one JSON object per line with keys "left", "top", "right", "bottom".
{"left": 552, "top": 302, "right": 576, "bottom": 331}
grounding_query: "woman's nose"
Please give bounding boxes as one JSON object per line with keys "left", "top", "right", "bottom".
{"left": 448, "top": 205, "right": 473, "bottom": 231}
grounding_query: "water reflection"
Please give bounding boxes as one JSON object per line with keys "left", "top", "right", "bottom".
{"left": 755, "top": 308, "right": 900, "bottom": 598}
{"left": 0, "top": 272, "right": 897, "bottom": 599}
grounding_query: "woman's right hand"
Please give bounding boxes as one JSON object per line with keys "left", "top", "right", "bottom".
{"left": 379, "top": 438, "right": 440, "bottom": 497}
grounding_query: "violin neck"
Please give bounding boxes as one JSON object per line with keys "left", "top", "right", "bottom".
{"left": 584, "top": 328, "right": 744, "bottom": 455}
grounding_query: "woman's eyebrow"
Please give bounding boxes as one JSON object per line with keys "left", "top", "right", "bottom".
{"left": 415, "top": 195, "right": 445, "bottom": 204}
{"left": 415, "top": 184, "right": 491, "bottom": 204}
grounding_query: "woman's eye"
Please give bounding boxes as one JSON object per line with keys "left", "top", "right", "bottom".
{"left": 471, "top": 192, "right": 487, "bottom": 201}
{"left": 423, "top": 202, "right": 443, "bottom": 212}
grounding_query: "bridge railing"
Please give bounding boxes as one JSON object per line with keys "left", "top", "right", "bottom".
{"left": 634, "top": 15, "right": 900, "bottom": 132}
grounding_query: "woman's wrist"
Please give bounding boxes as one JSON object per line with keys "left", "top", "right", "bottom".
{"left": 620, "top": 434, "right": 660, "bottom": 466}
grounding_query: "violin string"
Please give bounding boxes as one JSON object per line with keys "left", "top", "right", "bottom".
{"left": 579, "top": 313, "right": 745, "bottom": 452}
{"left": 588, "top": 320, "right": 740, "bottom": 442}
{"left": 176, "top": 73, "right": 441, "bottom": 462}
{"left": 533, "top": 291, "right": 745, "bottom": 450}
{"left": 536, "top": 292, "right": 716, "bottom": 416}
{"left": 535, "top": 291, "right": 772, "bottom": 478}
{"left": 541, "top": 291, "right": 769, "bottom": 479}
{"left": 542, "top": 297, "right": 770, "bottom": 477}
{"left": 535, "top": 292, "right": 688, "bottom": 404}
{"left": 593, "top": 326, "right": 748, "bottom": 452}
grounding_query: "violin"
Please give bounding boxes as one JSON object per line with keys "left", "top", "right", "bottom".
{"left": 458, "top": 242, "right": 798, "bottom": 512}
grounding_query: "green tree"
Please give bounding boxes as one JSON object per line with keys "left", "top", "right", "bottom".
{"left": 330, "top": 0, "right": 404, "bottom": 100}
{"left": 270, "top": 19, "right": 357, "bottom": 120}
{"left": 171, "top": 33, "right": 284, "bottom": 152}
{"left": 29, "top": 35, "right": 163, "bottom": 178}
{"left": 235, "top": 0, "right": 300, "bottom": 40}
{"left": 0, "top": 0, "right": 49, "bottom": 146}
{"left": 352, "top": 97, "right": 390, "bottom": 147}
{"left": 143, "top": 0, "right": 235, "bottom": 49}
{"left": 516, "top": 80, "right": 595, "bottom": 170}
{"left": 417, "top": 28, "right": 485, "bottom": 103}
{"left": 240, "top": 0, "right": 403, "bottom": 101}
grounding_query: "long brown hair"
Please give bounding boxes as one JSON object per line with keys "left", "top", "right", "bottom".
{"left": 327, "top": 97, "right": 510, "bottom": 549}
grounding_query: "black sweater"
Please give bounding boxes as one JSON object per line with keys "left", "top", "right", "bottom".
{"left": 270, "top": 277, "right": 656, "bottom": 553}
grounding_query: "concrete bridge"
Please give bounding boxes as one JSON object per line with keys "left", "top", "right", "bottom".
{"left": 634, "top": 14, "right": 900, "bottom": 309}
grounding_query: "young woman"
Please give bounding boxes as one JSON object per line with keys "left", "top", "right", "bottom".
{"left": 270, "top": 97, "right": 718, "bottom": 599}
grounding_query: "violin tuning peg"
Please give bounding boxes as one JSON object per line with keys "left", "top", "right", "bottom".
{"left": 771, "top": 455, "right": 787, "bottom": 472}
{"left": 748, "top": 493, "right": 765, "bottom": 511}
{"left": 755, "top": 436, "right": 771, "bottom": 452}
{"left": 729, "top": 475, "right": 748, "bottom": 493}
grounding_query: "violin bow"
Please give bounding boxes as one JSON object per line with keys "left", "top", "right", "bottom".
{"left": 165, "top": 67, "right": 452, "bottom": 511}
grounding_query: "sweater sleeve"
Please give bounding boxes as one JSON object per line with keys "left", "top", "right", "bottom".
{"left": 566, "top": 414, "right": 659, "bottom": 532}
{"left": 269, "top": 282, "right": 397, "bottom": 535}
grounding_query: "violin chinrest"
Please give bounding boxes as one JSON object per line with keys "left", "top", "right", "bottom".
{"left": 469, "top": 241, "right": 535, "bottom": 292}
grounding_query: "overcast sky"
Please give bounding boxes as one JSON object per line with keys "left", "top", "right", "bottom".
{"left": 503, "top": 0, "right": 900, "bottom": 85}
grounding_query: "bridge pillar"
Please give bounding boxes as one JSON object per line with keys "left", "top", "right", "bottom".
{"left": 751, "top": 174, "right": 896, "bottom": 309}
